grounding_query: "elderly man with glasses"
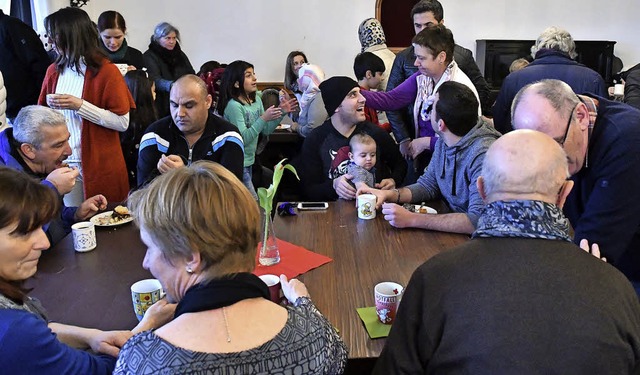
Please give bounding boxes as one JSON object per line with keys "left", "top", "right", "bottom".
{"left": 512, "top": 78, "right": 640, "bottom": 295}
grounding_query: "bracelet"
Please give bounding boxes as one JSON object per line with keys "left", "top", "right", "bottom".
{"left": 294, "top": 296, "right": 312, "bottom": 307}
{"left": 393, "top": 188, "right": 401, "bottom": 204}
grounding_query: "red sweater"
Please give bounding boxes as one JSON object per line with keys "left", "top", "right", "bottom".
{"left": 38, "top": 60, "right": 135, "bottom": 202}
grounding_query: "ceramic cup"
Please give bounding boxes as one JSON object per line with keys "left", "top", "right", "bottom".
{"left": 258, "top": 274, "right": 282, "bottom": 303}
{"left": 45, "top": 93, "right": 59, "bottom": 108}
{"left": 131, "top": 279, "right": 163, "bottom": 321}
{"left": 357, "top": 194, "right": 377, "bottom": 220}
{"left": 614, "top": 83, "right": 624, "bottom": 96}
{"left": 374, "top": 281, "right": 404, "bottom": 324}
{"left": 115, "top": 63, "right": 128, "bottom": 76}
{"left": 71, "top": 221, "right": 96, "bottom": 252}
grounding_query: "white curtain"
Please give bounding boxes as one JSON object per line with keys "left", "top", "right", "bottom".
{"left": 0, "top": 0, "right": 10, "bottom": 14}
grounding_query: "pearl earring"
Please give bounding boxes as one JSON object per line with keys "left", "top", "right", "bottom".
{"left": 186, "top": 266, "right": 194, "bottom": 274}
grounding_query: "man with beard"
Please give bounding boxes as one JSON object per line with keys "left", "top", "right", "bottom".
{"left": 297, "top": 76, "right": 406, "bottom": 201}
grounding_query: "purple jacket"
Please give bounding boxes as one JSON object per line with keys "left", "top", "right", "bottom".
{"left": 360, "top": 72, "right": 438, "bottom": 151}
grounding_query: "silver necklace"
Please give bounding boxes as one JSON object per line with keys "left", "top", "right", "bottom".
{"left": 222, "top": 306, "right": 231, "bottom": 343}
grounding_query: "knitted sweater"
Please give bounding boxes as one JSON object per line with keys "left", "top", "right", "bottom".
{"left": 38, "top": 60, "right": 135, "bottom": 202}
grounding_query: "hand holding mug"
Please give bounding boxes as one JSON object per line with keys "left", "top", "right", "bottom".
{"left": 46, "top": 93, "right": 83, "bottom": 111}
{"left": 280, "top": 274, "right": 309, "bottom": 304}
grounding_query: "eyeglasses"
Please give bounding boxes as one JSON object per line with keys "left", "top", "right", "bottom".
{"left": 557, "top": 103, "right": 577, "bottom": 147}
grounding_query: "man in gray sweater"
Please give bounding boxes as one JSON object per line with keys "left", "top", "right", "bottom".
{"left": 359, "top": 81, "right": 500, "bottom": 234}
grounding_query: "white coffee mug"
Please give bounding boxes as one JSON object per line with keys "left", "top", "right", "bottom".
{"left": 357, "top": 194, "right": 377, "bottom": 220}
{"left": 71, "top": 221, "right": 96, "bottom": 252}
{"left": 614, "top": 83, "right": 624, "bottom": 96}
{"left": 115, "top": 63, "right": 128, "bottom": 76}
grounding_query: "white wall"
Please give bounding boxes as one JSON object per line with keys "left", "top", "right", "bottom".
{"left": 38, "top": 0, "right": 640, "bottom": 81}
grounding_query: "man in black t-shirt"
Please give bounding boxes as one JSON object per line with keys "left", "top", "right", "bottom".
{"left": 297, "top": 76, "right": 406, "bottom": 201}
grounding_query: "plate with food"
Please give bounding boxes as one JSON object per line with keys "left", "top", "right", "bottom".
{"left": 403, "top": 203, "right": 438, "bottom": 214}
{"left": 276, "top": 124, "right": 291, "bottom": 130}
{"left": 90, "top": 205, "right": 133, "bottom": 226}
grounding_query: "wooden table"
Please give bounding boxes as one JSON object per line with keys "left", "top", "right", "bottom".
{"left": 26, "top": 223, "right": 149, "bottom": 331}
{"left": 27, "top": 200, "right": 469, "bottom": 360}
{"left": 274, "top": 200, "right": 469, "bottom": 359}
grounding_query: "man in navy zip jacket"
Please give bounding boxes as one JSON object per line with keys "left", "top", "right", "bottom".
{"left": 137, "top": 75, "right": 243, "bottom": 187}
{"left": 493, "top": 26, "right": 607, "bottom": 134}
{"left": 513, "top": 79, "right": 640, "bottom": 295}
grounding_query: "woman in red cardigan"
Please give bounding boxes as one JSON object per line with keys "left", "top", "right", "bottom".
{"left": 38, "top": 7, "right": 134, "bottom": 204}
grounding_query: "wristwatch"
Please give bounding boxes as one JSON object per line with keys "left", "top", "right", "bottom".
{"left": 293, "top": 296, "right": 312, "bottom": 307}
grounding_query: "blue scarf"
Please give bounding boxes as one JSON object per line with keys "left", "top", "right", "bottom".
{"left": 472, "top": 200, "right": 572, "bottom": 242}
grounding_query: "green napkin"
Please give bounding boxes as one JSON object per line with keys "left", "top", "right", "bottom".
{"left": 356, "top": 307, "right": 392, "bottom": 339}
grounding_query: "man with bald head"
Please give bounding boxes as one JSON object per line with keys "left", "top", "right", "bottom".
{"left": 137, "top": 74, "right": 244, "bottom": 186}
{"left": 374, "top": 130, "right": 640, "bottom": 374}
{"left": 512, "top": 79, "right": 640, "bottom": 294}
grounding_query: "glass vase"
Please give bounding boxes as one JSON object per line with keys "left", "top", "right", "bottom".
{"left": 259, "top": 208, "right": 280, "bottom": 266}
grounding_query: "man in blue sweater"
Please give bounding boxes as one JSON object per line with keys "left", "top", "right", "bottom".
{"left": 359, "top": 81, "right": 501, "bottom": 235}
{"left": 512, "top": 79, "right": 640, "bottom": 294}
{"left": 0, "top": 105, "right": 107, "bottom": 244}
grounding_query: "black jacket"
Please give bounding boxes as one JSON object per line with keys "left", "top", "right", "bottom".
{"left": 623, "top": 63, "right": 640, "bottom": 111}
{"left": 143, "top": 43, "right": 195, "bottom": 118}
{"left": 101, "top": 42, "right": 145, "bottom": 70}
{"left": 0, "top": 10, "right": 50, "bottom": 118}
{"left": 493, "top": 49, "right": 607, "bottom": 134}
{"left": 137, "top": 113, "right": 244, "bottom": 187}
{"left": 386, "top": 44, "right": 490, "bottom": 143}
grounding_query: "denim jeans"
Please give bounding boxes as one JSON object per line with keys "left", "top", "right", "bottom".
{"left": 242, "top": 166, "right": 258, "bottom": 200}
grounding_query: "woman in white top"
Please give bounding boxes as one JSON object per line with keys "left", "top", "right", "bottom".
{"left": 39, "top": 7, "right": 134, "bottom": 205}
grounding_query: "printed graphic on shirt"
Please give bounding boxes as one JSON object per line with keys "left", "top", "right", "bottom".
{"left": 328, "top": 146, "right": 350, "bottom": 179}
{"left": 244, "top": 107, "right": 260, "bottom": 128}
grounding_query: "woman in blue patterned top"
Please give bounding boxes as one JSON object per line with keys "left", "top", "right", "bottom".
{"left": 115, "top": 161, "right": 347, "bottom": 374}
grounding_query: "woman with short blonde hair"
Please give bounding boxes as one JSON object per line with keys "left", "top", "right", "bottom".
{"left": 116, "top": 161, "right": 347, "bottom": 374}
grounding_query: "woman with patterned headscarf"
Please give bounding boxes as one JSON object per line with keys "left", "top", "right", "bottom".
{"left": 358, "top": 18, "right": 396, "bottom": 90}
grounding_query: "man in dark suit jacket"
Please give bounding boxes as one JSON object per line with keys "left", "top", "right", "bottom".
{"left": 0, "top": 9, "right": 50, "bottom": 122}
{"left": 386, "top": 0, "right": 490, "bottom": 184}
{"left": 623, "top": 63, "right": 640, "bottom": 110}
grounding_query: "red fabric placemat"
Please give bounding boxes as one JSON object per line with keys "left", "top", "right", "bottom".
{"left": 253, "top": 239, "right": 332, "bottom": 279}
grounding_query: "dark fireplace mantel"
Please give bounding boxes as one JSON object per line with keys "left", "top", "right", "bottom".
{"left": 476, "top": 39, "right": 616, "bottom": 90}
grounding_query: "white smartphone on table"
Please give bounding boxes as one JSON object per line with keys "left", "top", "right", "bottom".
{"left": 297, "top": 202, "right": 329, "bottom": 210}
